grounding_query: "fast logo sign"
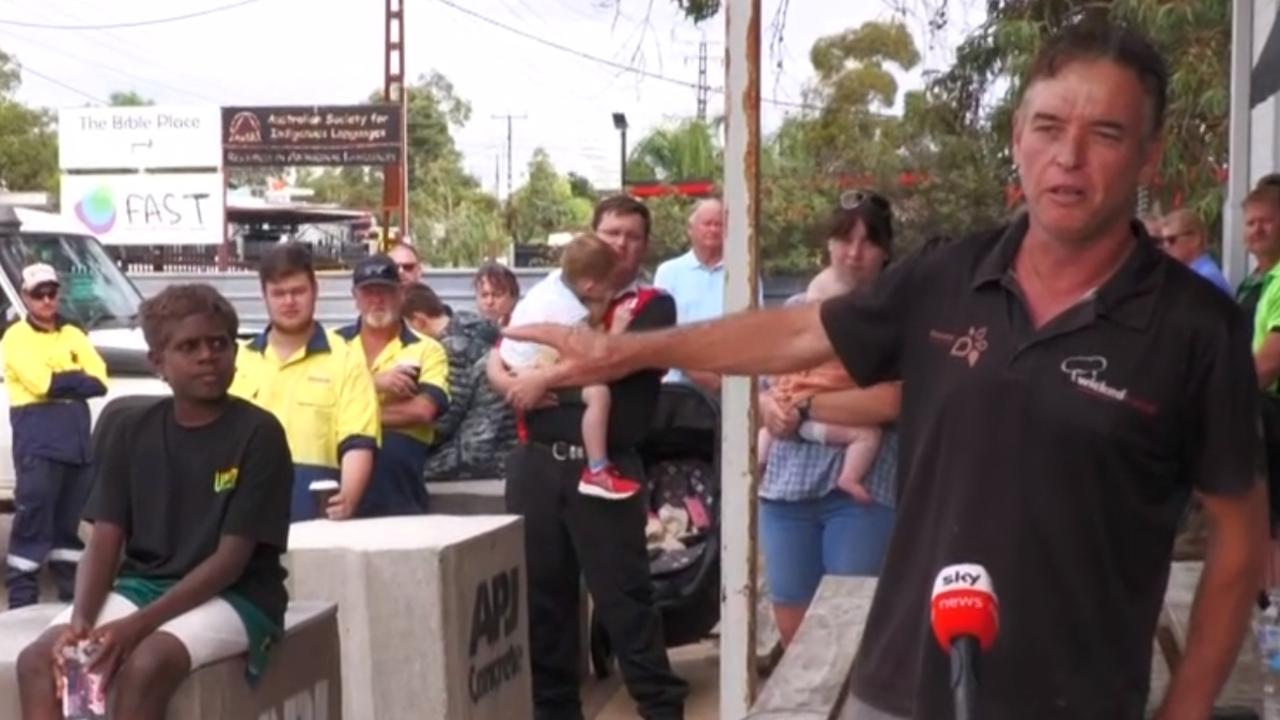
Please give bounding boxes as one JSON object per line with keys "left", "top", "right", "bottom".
{"left": 467, "top": 567, "right": 525, "bottom": 704}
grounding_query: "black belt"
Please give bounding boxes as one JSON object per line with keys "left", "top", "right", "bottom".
{"left": 529, "top": 440, "right": 587, "bottom": 462}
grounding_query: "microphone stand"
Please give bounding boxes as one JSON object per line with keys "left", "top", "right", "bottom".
{"left": 950, "top": 636, "right": 979, "bottom": 720}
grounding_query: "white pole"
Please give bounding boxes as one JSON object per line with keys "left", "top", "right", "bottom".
{"left": 1224, "top": 0, "right": 1254, "bottom": 288}
{"left": 721, "top": 0, "right": 761, "bottom": 717}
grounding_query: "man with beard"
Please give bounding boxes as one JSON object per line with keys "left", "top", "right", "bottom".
{"left": 337, "top": 255, "right": 449, "bottom": 517}
{"left": 230, "top": 243, "right": 379, "bottom": 521}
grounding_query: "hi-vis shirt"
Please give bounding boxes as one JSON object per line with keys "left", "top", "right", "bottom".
{"left": 334, "top": 321, "right": 449, "bottom": 446}
{"left": 229, "top": 323, "right": 379, "bottom": 477}
{"left": 2, "top": 318, "right": 108, "bottom": 464}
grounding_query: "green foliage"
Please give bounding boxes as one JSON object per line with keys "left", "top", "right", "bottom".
{"left": 108, "top": 90, "right": 153, "bottom": 106}
{"left": 509, "top": 148, "right": 591, "bottom": 243}
{"left": 0, "top": 51, "right": 56, "bottom": 194}
{"left": 626, "top": 119, "right": 721, "bottom": 182}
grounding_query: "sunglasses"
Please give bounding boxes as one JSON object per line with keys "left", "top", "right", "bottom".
{"left": 397, "top": 262, "right": 420, "bottom": 273}
{"left": 26, "top": 287, "right": 58, "bottom": 301}
{"left": 839, "top": 189, "right": 891, "bottom": 213}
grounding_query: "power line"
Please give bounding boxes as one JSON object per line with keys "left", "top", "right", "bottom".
{"left": 432, "top": 0, "right": 819, "bottom": 111}
{"left": 19, "top": 64, "right": 106, "bottom": 104}
{"left": 0, "top": 0, "right": 268, "bottom": 30}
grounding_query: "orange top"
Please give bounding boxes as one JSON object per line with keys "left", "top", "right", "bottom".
{"left": 770, "top": 359, "right": 855, "bottom": 412}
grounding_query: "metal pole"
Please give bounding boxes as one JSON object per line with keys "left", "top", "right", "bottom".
{"left": 620, "top": 126, "right": 628, "bottom": 190}
{"left": 1224, "top": 0, "right": 1254, "bottom": 288}
{"left": 721, "top": 0, "right": 761, "bottom": 717}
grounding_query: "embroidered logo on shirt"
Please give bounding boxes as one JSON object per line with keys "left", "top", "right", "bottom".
{"left": 213, "top": 467, "right": 239, "bottom": 493}
{"left": 1060, "top": 355, "right": 1158, "bottom": 415}
{"left": 928, "top": 326, "right": 989, "bottom": 368}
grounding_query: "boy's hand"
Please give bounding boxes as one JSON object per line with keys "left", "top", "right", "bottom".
{"left": 50, "top": 622, "right": 91, "bottom": 674}
{"left": 609, "top": 302, "right": 636, "bottom": 334}
{"left": 87, "top": 615, "right": 147, "bottom": 685}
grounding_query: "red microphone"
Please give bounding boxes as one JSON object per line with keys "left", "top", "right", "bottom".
{"left": 931, "top": 564, "right": 999, "bottom": 720}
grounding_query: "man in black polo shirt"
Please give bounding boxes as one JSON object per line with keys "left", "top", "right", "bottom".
{"left": 507, "top": 24, "right": 1266, "bottom": 720}
{"left": 489, "top": 195, "right": 688, "bottom": 720}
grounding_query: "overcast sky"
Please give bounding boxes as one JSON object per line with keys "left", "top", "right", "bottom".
{"left": 1, "top": 0, "right": 984, "bottom": 194}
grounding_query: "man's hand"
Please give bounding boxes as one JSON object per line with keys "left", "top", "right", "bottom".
{"left": 374, "top": 369, "right": 417, "bottom": 399}
{"left": 87, "top": 615, "right": 147, "bottom": 685}
{"left": 506, "top": 374, "right": 557, "bottom": 412}
{"left": 502, "top": 324, "right": 623, "bottom": 388}
{"left": 759, "top": 391, "right": 800, "bottom": 438}
{"left": 326, "top": 490, "right": 358, "bottom": 520}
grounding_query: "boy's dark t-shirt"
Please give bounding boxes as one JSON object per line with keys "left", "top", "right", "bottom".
{"left": 85, "top": 397, "right": 293, "bottom": 625}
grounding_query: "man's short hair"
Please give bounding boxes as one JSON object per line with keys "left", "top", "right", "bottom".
{"left": 472, "top": 262, "right": 521, "bottom": 300}
{"left": 560, "top": 234, "right": 617, "bottom": 286}
{"left": 1245, "top": 185, "right": 1280, "bottom": 212}
{"left": 258, "top": 242, "right": 316, "bottom": 287}
{"left": 1021, "top": 22, "right": 1169, "bottom": 137}
{"left": 591, "top": 195, "right": 652, "bottom": 239}
{"left": 1257, "top": 173, "right": 1280, "bottom": 191}
{"left": 403, "top": 284, "right": 447, "bottom": 319}
{"left": 139, "top": 284, "right": 238, "bottom": 352}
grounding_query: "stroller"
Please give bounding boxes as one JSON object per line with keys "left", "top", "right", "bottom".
{"left": 590, "top": 382, "right": 721, "bottom": 677}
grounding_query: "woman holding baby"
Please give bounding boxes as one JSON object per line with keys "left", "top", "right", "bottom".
{"left": 757, "top": 190, "right": 902, "bottom": 647}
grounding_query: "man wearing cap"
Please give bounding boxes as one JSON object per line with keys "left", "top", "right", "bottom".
{"left": 336, "top": 255, "right": 449, "bottom": 517}
{"left": 230, "top": 243, "right": 379, "bottom": 522}
{"left": 3, "top": 263, "right": 107, "bottom": 608}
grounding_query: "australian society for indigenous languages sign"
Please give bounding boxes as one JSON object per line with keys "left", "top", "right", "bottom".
{"left": 222, "top": 105, "right": 403, "bottom": 167}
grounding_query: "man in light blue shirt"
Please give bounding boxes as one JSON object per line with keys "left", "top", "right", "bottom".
{"left": 1157, "top": 208, "right": 1232, "bottom": 296}
{"left": 654, "top": 198, "right": 725, "bottom": 392}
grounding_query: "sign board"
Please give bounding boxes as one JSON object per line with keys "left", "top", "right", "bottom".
{"left": 58, "top": 106, "right": 221, "bottom": 170}
{"left": 59, "top": 173, "right": 225, "bottom": 245}
{"left": 222, "top": 105, "right": 403, "bottom": 166}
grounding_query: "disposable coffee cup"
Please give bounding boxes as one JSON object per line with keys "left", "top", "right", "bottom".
{"left": 396, "top": 361, "right": 421, "bottom": 377}
{"left": 309, "top": 479, "right": 340, "bottom": 519}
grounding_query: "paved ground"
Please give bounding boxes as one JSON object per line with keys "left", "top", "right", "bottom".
{"left": 584, "top": 641, "right": 722, "bottom": 719}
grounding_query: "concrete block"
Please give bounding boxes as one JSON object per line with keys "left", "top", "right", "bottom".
{"left": 285, "top": 515, "right": 531, "bottom": 720}
{"left": 0, "top": 601, "right": 341, "bottom": 720}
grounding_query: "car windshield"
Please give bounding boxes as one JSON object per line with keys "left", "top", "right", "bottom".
{"left": 0, "top": 232, "right": 143, "bottom": 330}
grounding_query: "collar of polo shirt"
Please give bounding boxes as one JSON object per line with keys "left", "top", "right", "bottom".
{"left": 970, "top": 213, "right": 1164, "bottom": 332}
{"left": 246, "top": 322, "right": 331, "bottom": 355}
{"left": 335, "top": 319, "right": 421, "bottom": 346}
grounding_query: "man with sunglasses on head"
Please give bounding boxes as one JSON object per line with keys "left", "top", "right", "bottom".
{"left": 3, "top": 263, "right": 107, "bottom": 609}
{"left": 1155, "top": 209, "right": 1230, "bottom": 296}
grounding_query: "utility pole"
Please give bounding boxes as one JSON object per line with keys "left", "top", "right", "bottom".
{"left": 381, "top": 0, "right": 407, "bottom": 250}
{"left": 697, "top": 38, "right": 709, "bottom": 121}
{"left": 491, "top": 113, "right": 527, "bottom": 199}
{"left": 494, "top": 154, "right": 501, "bottom": 199}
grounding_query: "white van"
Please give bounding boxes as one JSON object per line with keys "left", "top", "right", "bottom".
{"left": 0, "top": 205, "right": 168, "bottom": 503}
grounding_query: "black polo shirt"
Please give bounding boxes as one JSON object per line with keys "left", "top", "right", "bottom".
{"left": 821, "top": 215, "right": 1260, "bottom": 719}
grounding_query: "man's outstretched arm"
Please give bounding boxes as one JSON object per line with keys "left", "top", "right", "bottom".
{"left": 504, "top": 302, "right": 835, "bottom": 390}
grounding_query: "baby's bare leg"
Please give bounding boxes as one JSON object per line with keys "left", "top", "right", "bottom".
{"left": 581, "top": 384, "right": 611, "bottom": 467}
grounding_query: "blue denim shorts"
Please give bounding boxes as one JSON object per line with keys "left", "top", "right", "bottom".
{"left": 758, "top": 489, "right": 895, "bottom": 605}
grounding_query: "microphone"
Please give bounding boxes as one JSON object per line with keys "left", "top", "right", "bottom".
{"left": 931, "top": 564, "right": 999, "bottom": 720}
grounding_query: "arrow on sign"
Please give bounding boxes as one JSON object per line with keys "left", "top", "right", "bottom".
{"left": 130, "top": 139, "right": 153, "bottom": 152}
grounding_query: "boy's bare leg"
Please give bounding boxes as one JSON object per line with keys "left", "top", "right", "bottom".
{"left": 581, "top": 384, "right": 611, "bottom": 468}
{"left": 17, "top": 625, "right": 66, "bottom": 720}
{"left": 111, "top": 631, "right": 191, "bottom": 720}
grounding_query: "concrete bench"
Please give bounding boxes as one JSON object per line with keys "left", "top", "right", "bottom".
{"left": 286, "top": 515, "right": 531, "bottom": 720}
{"left": 747, "top": 570, "right": 1226, "bottom": 719}
{"left": 0, "top": 600, "right": 341, "bottom": 720}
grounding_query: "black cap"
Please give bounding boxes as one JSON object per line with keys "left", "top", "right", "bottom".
{"left": 353, "top": 254, "right": 399, "bottom": 289}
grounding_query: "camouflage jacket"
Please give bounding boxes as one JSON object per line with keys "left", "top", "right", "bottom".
{"left": 423, "top": 311, "right": 516, "bottom": 480}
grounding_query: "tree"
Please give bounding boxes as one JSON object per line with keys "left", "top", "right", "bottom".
{"left": 509, "top": 148, "right": 591, "bottom": 243}
{"left": 108, "top": 90, "right": 153, "bottom": 106}
{"left": 0, "top": 51, "right": 56, "bottom": 193}
{"left": 626, "top": 119, "right": 721, "bottom": 183}
{"left": 567, "top": 172, "right": 597, "bottom": 201}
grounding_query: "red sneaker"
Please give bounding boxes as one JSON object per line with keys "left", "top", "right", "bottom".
{"left": 578, "top": 465, "right": 641, "bottom": 500}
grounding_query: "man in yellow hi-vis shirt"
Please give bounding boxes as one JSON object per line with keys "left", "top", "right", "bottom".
{"left": 3, "top": 263, "right": 107, "bottom": 608}
{"left": 336, "top": 255, "right": 449, "bottom": 517}
{"left": 229, "top": 244, "right": 378, "bottom": 522}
